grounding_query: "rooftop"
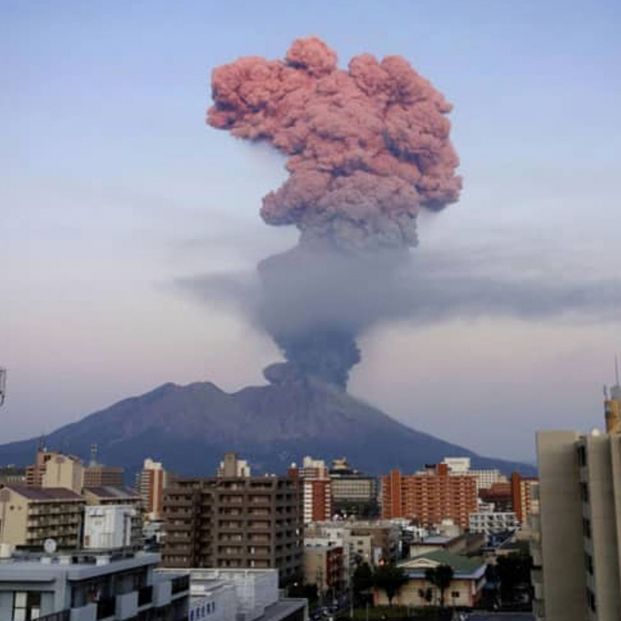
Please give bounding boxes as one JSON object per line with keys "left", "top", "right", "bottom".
{"left": 0, "top": 485, "right": 83, "bottom": 501}
{"left": 83, "top": 486, "right": 141, "bottom": 499}
{"left": 400, "top": 550, "right": 486, "bottom": 578}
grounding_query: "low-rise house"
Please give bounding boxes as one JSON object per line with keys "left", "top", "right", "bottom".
{"left": 374, "top": 550, "right": 486, "bottom": 609}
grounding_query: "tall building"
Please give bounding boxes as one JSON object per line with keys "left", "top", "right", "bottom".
{"left": 531, "top": 378, "right": 621, "bottom": 621}
{"left": 0, "top": 485, "right": 85, "bottom": 549}
{"left": 303, "top": 543, "right": 344, "bottom": 595}
{"left": 329, "top": 458, "right": 378, "bottom": 517}
{"left": 162, "top": 454, "right": 303, "bottom": 583}
{"left": 381, "top": 464, "right": 478, "bottom": 529}
{"left": 510, "top": 472, "right": 539, "bottom": 525}
{"left": 137, "top": 457, "right": 171, "bottom": 521}
{"left": 289, "top": 457, "right": 332, "bottom": 524}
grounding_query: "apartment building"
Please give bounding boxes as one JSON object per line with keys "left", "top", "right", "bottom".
{"left": 468, "top": 511, "right": 518, "bottom": 535}
{"left": 83, "top": 464, "right": 124, "bottom": 488}
{"left": 0, "top": 548, "right": 189, "bottom": 621}
{"left": 162, "top": 455, "right": 303, "bottom": 583}
{"left": 511, "top": 472, "right": 539, "bottom": 525}
{"left": 382, "top": 464, "right": 478, "bottom": 529}
{"left": 26, "top": 449, "right": 84, "bottom": 491}
{"left": 289, "top": 457, "right": 332, "bottom": 524}
{"left": 0, "top": 485, "right": 84, "bottom": 549}
{"left": 532, "top": 380, "right": 621, "bottom": 621}
{"left": 441, "top": 457, "right": 508, "bottom": 491}
{"left": 137, "top": 457, "right": 172, "bottom": 521}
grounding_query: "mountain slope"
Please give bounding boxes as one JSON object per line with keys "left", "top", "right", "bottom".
{"left": 0, "top": 379, "right": 535, "bottom": 477}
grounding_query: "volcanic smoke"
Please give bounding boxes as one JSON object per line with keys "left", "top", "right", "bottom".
{"left": 208, "top": 37, "right": 461, "bottom": 387}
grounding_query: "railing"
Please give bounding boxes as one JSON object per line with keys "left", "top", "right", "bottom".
{"left": 171, "top": 574, "right": 190, "bottom": 595}
{"left": 96, "top": 596, "right": 116, "bottom": 619}
{"left": 38, "top": 611, "right": 70, "bottom": 621}
{"left": 138, "top": 585, "right": 153, "bottom": 607}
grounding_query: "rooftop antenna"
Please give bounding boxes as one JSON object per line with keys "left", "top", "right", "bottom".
{"left": 615, "top": 355, "right": 620, "bottom": 387}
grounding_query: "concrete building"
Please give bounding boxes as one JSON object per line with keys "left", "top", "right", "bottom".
{"left": 83, "top": 505, "right": 136, "bottom": 550}
{"left": 137, "top": 457, "right": 171, "bottom": 521}
{"left": 511, "top": 472, "right": 539, "bottom": 525}
{"left": 218, "top": 453, "right": 251, "bottom": 478}
{"left": 532, "top": 380, "right": 621, "bottom": 621}
{"left": 303, "top": 543, "right": 344, "bottom": 596}
{"left": 25, "top": 450, "right": 84, "bottom": 492}
{"left": 82, "top": 487, "right": 143, "bottom": 549}
{"left": 468, "top": 511, "right": 518, "bottom": 536}
{"left": 0, "top": 548, "right": 189, "bottom": 621}
{"left": 373, "top": 550, "right": 486, "bottom": 609}
{"left": 0, "top": 485, "right": 84, "bottom": 549}
{"left": 329, "top": 459, "right": 378, "bottom": 517}
{"left": 162, "top": 455, "right": 302, "bottom": 583}
{"left": 382, "top": 465, "right": 478, "bottom": 529}
{"left": 0, "top": 467, "right": 26, "bottom": 486}
{"left": 83, "top": 465, "right": 124, "bottom": 488}
{"left": 289, "top": 458, "right": 332, "bottom": 524}
{"left": 161, "top": 568, "right": 307, "bottom": 621}
{"left": 441, "top": 457, "right": 507, "bottom": 491}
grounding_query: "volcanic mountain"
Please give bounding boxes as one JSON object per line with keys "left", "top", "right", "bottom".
{"left": 0, "top": 378, "right": 534, "bottom": 477}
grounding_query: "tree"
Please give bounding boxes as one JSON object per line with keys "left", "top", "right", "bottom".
{"left": 424, "top": 564, "right": 454, "bottom": 608}
{"left": 373, "top": 563, "right": 408, "bottom": 606}
{"left": 495, "top": 552, "right": 533, "bottom": 602}
{"left": 352, "top": 562, "right": 374, "bottom": 604}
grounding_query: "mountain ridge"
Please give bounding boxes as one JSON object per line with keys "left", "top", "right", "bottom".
{"left": 0, "top": 379, "right": 535, "bottom": 477}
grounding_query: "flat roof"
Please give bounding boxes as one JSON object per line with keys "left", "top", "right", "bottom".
{"left": 1, "top": 485, "right": 83, "bottom": 501}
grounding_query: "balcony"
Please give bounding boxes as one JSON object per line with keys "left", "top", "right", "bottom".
{"left": 96, "top": 596, "right": 116, "bottom": 620}
{"left": 38, "top": 611, "right": 70, "bottom": 621}
{"left": 171, "top": 574, "right": 190, "bottom": 595}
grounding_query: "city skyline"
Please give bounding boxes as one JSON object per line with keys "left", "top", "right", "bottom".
{"left": 2, "top": 1, "right": 621, "bottom": 462}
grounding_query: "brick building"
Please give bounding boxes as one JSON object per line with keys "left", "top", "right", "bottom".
{"left": 289, "top": 457, "right": 332, "bottom": 524}
{"left": 381, "top": 464, "right": 477, "bottom": 529}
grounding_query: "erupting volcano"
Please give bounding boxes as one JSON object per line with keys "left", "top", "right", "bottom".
{"left": 208, "top": 37, "right": 461, "bottom": 387}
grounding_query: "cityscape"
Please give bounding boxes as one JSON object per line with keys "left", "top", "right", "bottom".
{"left": 2, "top": 3, "right": 621, "bottom": 621}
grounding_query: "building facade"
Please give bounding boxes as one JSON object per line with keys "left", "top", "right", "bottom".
{"left": 289, "top": 457, "right": 332, "bottom": 524}
{"left": 0, "top": 549, "right": 189, "bottom": 621}
{"left": 468, "top": 511, "right": 518, "bottom": 535}
{"left": 162, "top": 459, "right": 302, "bottom": 583}
{"left": 382, "top": 465, "right": 478, "bottom": 529}
{"left": 303, "top": 543, "right": 344, "bottom": 595}
{"left": 329, "top": 459, "right": 378, "bottom": 517}
{"left": 0, "top": 485, "right": 84, "bottom": 549}
{"left": 137, "top": 458, "right": 171, "bottom": 522}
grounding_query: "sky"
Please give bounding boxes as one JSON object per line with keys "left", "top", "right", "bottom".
{"left": 2, "top": 0, "right": 620, "bottom": 462}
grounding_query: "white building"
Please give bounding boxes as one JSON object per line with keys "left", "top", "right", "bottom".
{"left": 0, "top": 549, "right": 189, "bottom": 621}
{"left": 441, "top": 457, "right": 507, "bottom": 491}
{"left": 83, "top": 504, "right": 136, "bottom": 549}
{"left": 468, "top": 512, "right": 518, "bottom": 535}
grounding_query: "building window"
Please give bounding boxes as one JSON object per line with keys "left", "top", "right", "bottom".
{"left": 12, "top": 591, "right": 41, "bottom": 621}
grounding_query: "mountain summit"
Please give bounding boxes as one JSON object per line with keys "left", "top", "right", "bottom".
{"left": 0, "top": 378, "right": 534, "bottom": 476}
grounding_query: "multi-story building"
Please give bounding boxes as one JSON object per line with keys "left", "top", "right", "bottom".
{"left": 0, "top": 548, "right": 189, "bottom": 621}
{"left": 329, "top": 459, "right": 378, "bottom": 517}
{"left": 441, "top": 457, "right": 508, "bottom": 491}
{"left": 382, "top": 464, "right": 478, "bottom": 529}
{"left": 82, "top": 486, "right": 144, "bottom": 548}
{"left": 217, "top": 452, "right": 251, "bottom": 478}
{"left": 162, "top": 454, "right": 303, "bottom": 583}
{"left": 510, "top": 472, "right": 539, "bottom": 525}
{"left": 0, "top": 485, "right": 85, "bottom": 549}
{"left": 468, "top": 511, "right": 518, "bottom": 536}
{"left": 531, "top": 379, "right": 621, "bottom": 621}
{"left": 26, "top": 449, "right": 84, "bottom": 491}
{"left": 478, "top": 482, "right": 512, "bottom": 512}
{"left": 303, "top": 543, "right": 344, "bottom": 595}
{"left": 83, "top": 464, "right": 124, "bottom": 488}
{"left": 289, "top": 457, "right": 332, "bottom": 524}
{"left": 137, "top": 457, "right": 172, "bottom": 521}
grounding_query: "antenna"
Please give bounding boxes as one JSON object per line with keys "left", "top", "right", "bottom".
{"left": 0, "top": 368, "right": 6, "bottom": 407}
{"left": 615, "top": 355, "right": 620, "bottom": 386}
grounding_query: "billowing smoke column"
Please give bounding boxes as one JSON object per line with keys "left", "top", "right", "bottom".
{"left": 208, "top": 37, "right": 461, "bottom": 387}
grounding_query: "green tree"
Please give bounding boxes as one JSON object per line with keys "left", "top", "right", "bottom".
{"left": 424, "top": 564, "right": 454, "bottom": 608}
{"left": 496, "top": 552, "right": 533, "bottom": 602}
{"left": 352, "top": 562, "right": 374, "bottom": 604}
{"left": 373, "top": 563, "right": 408, "bottom": 606}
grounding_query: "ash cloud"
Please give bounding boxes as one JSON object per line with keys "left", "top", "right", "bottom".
{"left": 205, "top": 37, "right": 463, "bottom": 386}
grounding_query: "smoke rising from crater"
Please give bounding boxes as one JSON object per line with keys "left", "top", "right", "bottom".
{"left": 207, "top": 37, "right": 462, "bottom": 385}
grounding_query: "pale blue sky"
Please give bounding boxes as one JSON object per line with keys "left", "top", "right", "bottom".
{"left": 2, "top": 1, "right": 620, "bottom": 461}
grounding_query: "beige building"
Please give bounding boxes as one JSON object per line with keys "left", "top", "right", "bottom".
{"left": 0, "top": 485, "right": 84, "bottom": 549}
{"left": 532, "top": 381, "right": 621, "bottom": 621}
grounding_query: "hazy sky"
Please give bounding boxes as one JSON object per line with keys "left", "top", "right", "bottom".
{"left": 2, "top": 1, "right": 620, "bottom": 462}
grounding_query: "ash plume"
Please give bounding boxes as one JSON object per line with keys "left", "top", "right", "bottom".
{"left": 207, "top": 37, "right": 461, "bottom": 386}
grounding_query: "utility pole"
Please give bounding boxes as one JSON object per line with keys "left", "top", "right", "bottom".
{"left": 0, "top": 368, "right": 6, "bottom": 407}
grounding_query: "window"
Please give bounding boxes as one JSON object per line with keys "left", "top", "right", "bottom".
{"left": 12, "top": 591, "right": 41, "bottom": 621}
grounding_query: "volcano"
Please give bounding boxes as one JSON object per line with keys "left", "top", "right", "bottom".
{"left": 0, "top": 378, "right": 533, "bottom": 477}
